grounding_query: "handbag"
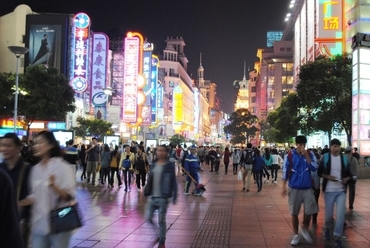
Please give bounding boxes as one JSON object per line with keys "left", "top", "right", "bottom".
{"left": 237, "top": 170, "right": 243, "bottom": 180}
{"left": 50, "top": 203, "right": 82, "bottom": 234}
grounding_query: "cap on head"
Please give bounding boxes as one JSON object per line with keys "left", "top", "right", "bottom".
{"left": 345, "top": 146, "right": 352, "bottom": 152}
{"left": 190, "top": 145, "right": 197, "bottom": 149}
{"left": 295, "top": 135, "right": 307, "bottom": 144}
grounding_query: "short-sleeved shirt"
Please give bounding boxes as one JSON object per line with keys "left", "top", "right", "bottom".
{"left": 63, "top": 147, "right": 79, "bottom": 164}
{"left": 87, "top": 145, "right": 100, "bottom": 162}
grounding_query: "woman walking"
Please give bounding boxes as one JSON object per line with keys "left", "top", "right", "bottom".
{"left": 253, "top": 149, "right": 265, "bottom": 192}
{"left": 223, "top": 147, "right": 231, "bottom": 175}
{"left": 109, "top": 146, "right": 122, "bottom": 188}
{"left": 18, "top": 131, "right": 76, "bottom": 248}
{"left": 135, "top": 145, "right": 149, "bottom": 190}
{"left": 119, "top": 145, "right": 135, "bottom": 192}
{"left": 270, "top": 149, "right": 283, "bottom": 184}
{"left": 79, "top": 144, "right": 87, "bottom": 181}
{"left": 262, "top": 148, "right": 272, "bottom": 184}
{"left": 99, "top": 144, "right": 111, "bottom": 186}
{"left": 231, "top": 148, "right": 240, "bottom": 175}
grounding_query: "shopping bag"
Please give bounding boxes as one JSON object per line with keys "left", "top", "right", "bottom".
{"left": 237, "top": 170, "right": 243, "bottom": 180}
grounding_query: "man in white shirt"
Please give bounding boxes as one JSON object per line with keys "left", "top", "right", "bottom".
{"left": 317, "top": 139, "right": 352, "bottom": 248}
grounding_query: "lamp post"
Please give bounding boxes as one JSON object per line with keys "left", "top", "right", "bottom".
{"left": 8, "top": 46, "right": 29, "bottom": 134}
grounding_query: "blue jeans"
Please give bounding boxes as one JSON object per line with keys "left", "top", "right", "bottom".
{"left": 324, "top": 191, "right": 346, "bottom": 237}
{"left": 146, "top": 197, "right": 169, "bottom": 245}
{"left": 32, "top": 231, "right": 72, "bottom": 248}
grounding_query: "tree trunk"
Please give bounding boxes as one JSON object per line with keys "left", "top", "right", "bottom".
{"left": 327, "top": 130, "right": 332, "bottom": 143}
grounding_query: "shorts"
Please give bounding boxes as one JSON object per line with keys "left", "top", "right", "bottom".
{"left": 288, "top": 187, "right": 318, "bottom": 215}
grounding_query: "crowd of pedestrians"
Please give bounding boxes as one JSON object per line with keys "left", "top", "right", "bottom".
{"left": 0, "top": 132, "right": 360, "bottom": 248}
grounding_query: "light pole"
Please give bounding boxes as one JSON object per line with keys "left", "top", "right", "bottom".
{"left": 8, "top": 46, "right": 29, "bottom": 134}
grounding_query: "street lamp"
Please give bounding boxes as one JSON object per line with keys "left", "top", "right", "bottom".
{"left": 8, "top": 46, "right": 29, "bottom": 134}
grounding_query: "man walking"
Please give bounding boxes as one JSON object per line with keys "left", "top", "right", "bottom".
{"left": 239, "top": 143, "right": 254, "bottom": 192}
{"left": 281, "top": 135, "right": 317, "bottom": 246}
{"left": 344, "top": 146, "right": 358, "bottom": 210}
{"left": 86, "top": 137, "right": 101, "bottom": 185}
{"left": 318, "top": 139, "right": 352, "bottom": 248}
{"left": 144, "top": 145, "right": 177, "bottom": 248}
{"left": 0, "top": 133, "right": 32, "bottom": 247}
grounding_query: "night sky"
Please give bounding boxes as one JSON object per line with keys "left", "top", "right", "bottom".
{"left": 2, "top": 0, "right": 288, "bottom": 113}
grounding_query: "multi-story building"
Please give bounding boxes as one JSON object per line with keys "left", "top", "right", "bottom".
{"left": 248, "top": 69, "right": 258, "bottom": 115}
{"left": 234, "top": 64, "right": 250, "bottom": 111}
{"left": 0, "top": 4, "right": 34, "bottom": 74}
{"left": 254, "top": 40, "right": 294, "bottom": 121}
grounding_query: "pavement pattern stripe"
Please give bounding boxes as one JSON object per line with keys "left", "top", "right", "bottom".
{"left": 191, "top": 176, "right": 234, "bottom": 248}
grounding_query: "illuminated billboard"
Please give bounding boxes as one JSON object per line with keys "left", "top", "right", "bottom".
{"left": 157, "top": 81, "right": 164, "bottom": 124}
{"left": 151, "top": 55, "right": 159, "bottom": 124}
{"left": 316, "top": 0, "right": 344, "bottom": 56}
{"left": 173, "top": 85, "right": 183, "bottom": 130}
{"left": 91, "top": 33, "right": 109, "bottom": 120}
{"left": 25, "top": 14, "right": 70, "bottom": 75}
{"left": 142, "top": 48, "right": 152, "bottom": 126}
{"left": 352, "top": 44, "right": 370, "bottom": 156}
{"left": 123, "top": 36, "right": 140, "bottom": 123}
{"left": 71, "top": 13, "right": 91, "bottom": 93}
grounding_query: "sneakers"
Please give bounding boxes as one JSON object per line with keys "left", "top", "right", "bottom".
{"left": 324, "top": 228, "right": 330, "bottom": 240}
{"left": 184, "top": 192, "right": 190, "bottom": 196}
{"left": 291, "top": 234, "right": 300, "bottom": 246}
{"left": 273, "top": 180, "right": 277, "bottom": 184}
{"left": 242, "top": 187, "right": 245, "bottom": 191}
{"left": 300, "top": 227, "right": 313, "bottom": 244}
{"left": 335, "top": 239, "right": 342, "bottom": 248}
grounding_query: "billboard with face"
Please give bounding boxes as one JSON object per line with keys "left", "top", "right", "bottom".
{"left": 25, "top": 14, "right": 71, "bottom": 75}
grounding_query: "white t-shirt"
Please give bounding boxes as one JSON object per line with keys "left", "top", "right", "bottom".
{"left": 271, "top": 154, "right": 282, "bottom": 165}
{"left": 325, "top": 155, "right": 345, "bottom": 192}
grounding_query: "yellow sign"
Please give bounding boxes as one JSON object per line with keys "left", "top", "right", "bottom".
{"left": 322, "top": 1, "right": 339, "bottom": 30}
{"left": 173, "top": 86, "right": 183, "bottom": 124}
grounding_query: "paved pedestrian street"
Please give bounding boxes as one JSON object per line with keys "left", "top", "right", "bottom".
{"left": 71, "top": 166, "right": 370, "bottom": 248}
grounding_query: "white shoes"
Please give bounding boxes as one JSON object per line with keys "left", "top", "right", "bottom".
{"left": 291, "top": 234, "right": 300, "bottom": 245}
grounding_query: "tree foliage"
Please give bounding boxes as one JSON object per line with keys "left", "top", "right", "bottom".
{"left": 267, "top": 93, "right": 301, "bottom": 143}
{"left": 297, "top": 54, "right": 352, "bottom": 144}
{"left": 170, "top": 134, "right": 186, "bottom": 146}
{"left": 0, "top": 72, "right": 16, "bottom": 118}
{"left": 223, "top": 108, "right": 259, "bottom": 144}
{"left": 72, "top": 117, "right": 113, "bottom": 139}
{"left": 20, "top": 65, "right": 76, "bottom": 121}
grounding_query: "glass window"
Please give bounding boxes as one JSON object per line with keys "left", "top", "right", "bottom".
{"left": 268, "top": 76, "right": 275, "bottom": 85}
{"left": 268, "top": 64, "right": 275, "bottom": 73}
{"left": 280, "top": 47, "right": 285, "bottom": 51}
{"left": 251, "top": 86, "right": 256, "bottom": 93}
{"left": 251, "top": 97, "right": 256, "bottom": 103}
{"left": 287, "top": 47, "right": 292, "bottom": 51}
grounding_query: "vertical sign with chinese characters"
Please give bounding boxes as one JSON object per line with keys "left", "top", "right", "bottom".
{"left": 71, "top": 13, "right": 90, "bottom": 93}
{"left": 91, "top": 33, "right": 109, "bottom": 120}
{"left": 317, "top": 0, "right": 343, "bottom": 56}
{"left": 173, "top": 85, "right": 183, "bottom": 130}
{"left": 151, "top": 55, "right": 159, "bottom": 124}
{"left": 141, "top": 49, "right": 152, "bottom": 126}
{"left": 123, "top": 37, "right": 139, "bottom": 123}
{"left": 157, "top": 81, "right": 164, "bottom": 124}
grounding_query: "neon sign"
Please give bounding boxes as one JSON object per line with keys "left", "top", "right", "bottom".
{"left": 151, "top": 55, "right": 159, "bottom": 124}
{"left": 123, "top": 36, "right": 139, "bottom": 122}
{"left": 142, "top": 48, "right": 152, "bottom": 126}
{"left": 316, "top": 0, "right": 343, "bottom": 56}
{"left": 173, "top": 86, "right": 183, "bottom": 129}
{"left": 71, "top": 13, "right": 90, "bottom": 93}
{"left": 91, "top": 33, "right": 109, "bottom": 120}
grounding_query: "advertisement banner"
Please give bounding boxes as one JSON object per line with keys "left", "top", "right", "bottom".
{"left": 173, "top": 86, "right": 183, "bottom": 129}
{"left": 25, "top": 14, "right": 71, "bottom": 75}
{"left": 71, "top": 13, "right": 91, "bottom": 93}
{"left": 123, "top": 36, "right": 139, "bottom": 123}
{"left": 151, "top": 55, "right": 159, "bottom": 124}
{"left": 141, "top": 50, "right": 152, "bottom": 126}
{"left": 91, "top": 33, "right": 109, "bottom": 120}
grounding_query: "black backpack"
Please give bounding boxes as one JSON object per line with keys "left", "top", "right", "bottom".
{"left": 135, "top": 154, "right": 146, "bottom": 170}
{"left": 243, "top": 149, "right": 254, "bottom": 165}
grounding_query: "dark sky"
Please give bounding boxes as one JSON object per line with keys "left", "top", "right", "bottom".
{"left": 2, "top": 0, "right": 287, "bottom": 113}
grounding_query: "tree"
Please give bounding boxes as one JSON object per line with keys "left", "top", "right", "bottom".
{"left": 0, "top": 72, "right": 17, "bottom": 118}
{"left": 267, "top": 93, "right": 301, "bottom": 144}
{"left": 223, "top": 108, "right": 259, "bottom": 145}
{"left": 169, "top": 134, "right": 185, "bottom": 146}
{"left": 297, "top": 54, "right": 352, "bottom": 144}
{"left": 72, "top": 117, "right": 113, "bottom": 139}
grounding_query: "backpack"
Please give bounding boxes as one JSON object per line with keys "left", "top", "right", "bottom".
{"left": 123, "top": 159, "right": 131, "bottom": 169}
{"left": 322, "top": 153, "right": 348, "bottom": 169}
{"left": 176, "top": 148, "right": 182, "bottom": 158}
{"left": 243, "top": 149, "right": 254, "bottom": 165}
{"left": 135, "top": 153, "right": 146, "bottom": 170}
